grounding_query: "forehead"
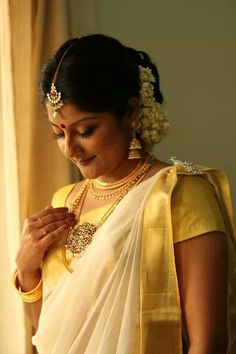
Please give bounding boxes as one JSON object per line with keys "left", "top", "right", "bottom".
{"left": 46, "top": 103, "right": 109, "bottom": 127}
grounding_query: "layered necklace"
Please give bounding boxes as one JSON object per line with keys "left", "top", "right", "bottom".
{"left": 62, "top": 154, "right": 154, "bottom": 272}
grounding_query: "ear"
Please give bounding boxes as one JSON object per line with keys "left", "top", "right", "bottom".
{"left": 126, "top": 97, "right": 140, "bottom": 127}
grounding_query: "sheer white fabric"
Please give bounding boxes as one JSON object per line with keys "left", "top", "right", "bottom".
{"left": 33, "top": 173, "right": 160, "bottom": 354}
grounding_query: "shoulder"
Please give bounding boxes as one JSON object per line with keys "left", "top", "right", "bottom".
{"left": 170, "top": 158, "right": 226, "bottom": 242}
{"left": 171, "top": 173, "right": 218, "bottom": 219}
{"left": 173, "top": 174, "right": 215, "bottom": 198}
{"left": 170, "top": 157, "right": 221, "bottom": 218}
{"left": 169, "top": 156, "right": 226, "bottom": 199}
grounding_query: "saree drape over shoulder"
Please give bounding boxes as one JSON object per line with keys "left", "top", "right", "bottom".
{"left": 33, "top": 165, "right": 236, "bottom": 354}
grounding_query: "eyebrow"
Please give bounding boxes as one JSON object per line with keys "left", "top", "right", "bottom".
{"left": 49, "top": 116, "right": 100, "bottom": 128}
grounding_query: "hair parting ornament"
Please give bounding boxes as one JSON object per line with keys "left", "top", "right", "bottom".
{"left": 46, "top": 39, "right": 79, "bottom": 118}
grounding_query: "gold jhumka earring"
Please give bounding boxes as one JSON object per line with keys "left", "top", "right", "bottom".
{"left": 128, "top": 122, "right": 142, "bottom": 159}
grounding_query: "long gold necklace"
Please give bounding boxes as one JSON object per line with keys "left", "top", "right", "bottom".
{"left": 62, "top": 155, "right": 153, "bottom": 272}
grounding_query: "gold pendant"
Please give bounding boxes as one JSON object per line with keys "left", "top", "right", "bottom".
{"left": 65, "top": 222, "right": 97, "bottom": 257}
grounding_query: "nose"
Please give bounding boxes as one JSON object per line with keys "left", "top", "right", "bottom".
{"left": 63, "top": 135, "right": 80, "bottom": 158}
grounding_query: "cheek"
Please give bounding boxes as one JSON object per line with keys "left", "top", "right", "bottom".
{"left": 56, "top": 140, "right": 69, "bottom": 156}
{"left": 94, "top": 127, "right": 129, "bottom": 155}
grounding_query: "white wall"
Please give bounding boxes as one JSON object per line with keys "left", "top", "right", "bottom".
{"left": 69, "top": 0, "right": 236, "bottom": 213}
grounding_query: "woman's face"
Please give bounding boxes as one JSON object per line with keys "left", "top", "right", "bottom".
{"left": 47, "top": 103, "right": 134, "bottom": 180}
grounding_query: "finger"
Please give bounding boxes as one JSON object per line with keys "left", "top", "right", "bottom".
{"left": 40, "top": 224, "right": 70, "bottom": 248}
{"left": 37, "top": 217, "right": 46, "bottom": 228}
{"left": 39, "top": 219, "right": 76, "bottom": 238}
{"left": 39, "top": 211, "right": 76, "bottom": 227}
{"left": 30, "top": 207, "right": 69, "bottom": 222}
{"left": 25, "top": 224, "right": 48, "bottom": 241}
{"left": 39, "top": 226, "right": 48, "bottom": 239}
{"left": 24, "top": 210, "right": 75, "bottom": 237}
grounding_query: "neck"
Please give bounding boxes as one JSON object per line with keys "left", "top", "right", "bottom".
{"left": 97, "top": 155, "right": 144, "bottom": 184}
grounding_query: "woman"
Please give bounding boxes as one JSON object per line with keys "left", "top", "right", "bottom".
{"left": 14, "top": 34, "right": 236, "bottom": 353}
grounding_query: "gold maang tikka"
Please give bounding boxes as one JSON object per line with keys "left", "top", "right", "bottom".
{"left": 47, "top": 83, "right": 64, "bottom": 117}
{"left": 46, "top": 40, "right": 79, "bottom": 118}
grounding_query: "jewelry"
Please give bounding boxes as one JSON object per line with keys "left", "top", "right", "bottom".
{"left": 128, "top": 122, "right": 142, "bottom": 160}
{"left": 38, "top": 217, "right": 45, "bottom": 226}
{"left": 37, "top": 217, "right": 47, "bottom": 236}
{"left": 47, "top": 83, "right": 63, "bottom": 115}
{"left": 89, "top": 180, "right": 128, "bottom": 200}
{"left": 89, "top": 155, "right": 152, "bottom": 200}
{"left": 71, "top": 156, "right": 80, "bottom": 163}
{"left": 46, "top": 39, "right": 79, "bottom": 117}
{"left": 66, "top": 222, "right": 97, "bottom": 256}
{"left": 128, "top": 137, "right": 142, "bottom": 159}
{"left": 94, "top": 159, "right": 143, "bottom": 190}
{"left": 13, "top": 270, "right": 42, "bottom": 303}
{"left": 70, "top": 181, "right": 89, "bottom": 212}
{"left": 170, "top": 157, "right": 203, "bottom": 175}
{"left": 62, "top": 155, "right": 154, "bottom": 272}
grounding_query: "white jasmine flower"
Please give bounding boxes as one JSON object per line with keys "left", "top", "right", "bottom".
{"left": 137, "top": 66, "right": 170, "bottom": 150}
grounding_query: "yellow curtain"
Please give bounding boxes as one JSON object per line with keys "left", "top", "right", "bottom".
{"left": 10, "top": 0, "right": 73, "bottom": 218}
{"left": 0, "top": 0, "right": 73, "bottom": 352}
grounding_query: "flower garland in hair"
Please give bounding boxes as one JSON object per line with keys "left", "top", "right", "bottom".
{"left": 136, "top": 66, "right": 170, "bottom": 148}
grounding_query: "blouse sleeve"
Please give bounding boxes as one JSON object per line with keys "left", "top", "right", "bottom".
{"left": 171, "top": 175, "right": 226, "bottom": 243}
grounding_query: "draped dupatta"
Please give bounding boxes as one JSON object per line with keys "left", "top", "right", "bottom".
{"left": 33, "top": 166, "right": 236, "bottom": 354}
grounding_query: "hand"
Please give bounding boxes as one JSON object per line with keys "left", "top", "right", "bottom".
{"left": 16, "top": 206, "right": 76, "bottom": 274}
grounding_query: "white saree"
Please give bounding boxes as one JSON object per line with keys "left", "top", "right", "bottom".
{"left": 33, "top": 165, "right": 236, "bottom": 353}
{"left": 33, "top": 170, "right": 163, "bottom": 354}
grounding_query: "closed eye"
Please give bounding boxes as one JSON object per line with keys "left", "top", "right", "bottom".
{"left": 52, "top": 126, "right": 97, "bottom": 140}
{"left": 52, "top": 132, "right": 64, "bottom": 140}
{"left": 76, "top": 126, "right": 96, "bottom": 138}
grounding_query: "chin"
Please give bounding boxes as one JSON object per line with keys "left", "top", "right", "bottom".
{"left": 76, "top": 158, "right": 113, "bottom": 180}
{"left": 77, "top": 166, "right": 101, "bottom": 180}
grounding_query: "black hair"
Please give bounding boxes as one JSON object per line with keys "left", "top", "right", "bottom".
{"left": 40, "top": 34, "right": 163, "bottom": 118}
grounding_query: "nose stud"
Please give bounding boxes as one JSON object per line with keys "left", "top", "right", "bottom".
{"left": 71, "top": 156, "right": 79, "bottom": 163}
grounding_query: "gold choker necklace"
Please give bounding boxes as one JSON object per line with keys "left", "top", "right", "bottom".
{"left": 94, "top": 158, "right": 143, "bottom": 190}
{"left": 89, "top": 155, "right": 152, "bottom": 200}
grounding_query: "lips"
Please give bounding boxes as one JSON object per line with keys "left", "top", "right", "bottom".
{"left": 72, "top": 156, "right": 95, "bottom": 165}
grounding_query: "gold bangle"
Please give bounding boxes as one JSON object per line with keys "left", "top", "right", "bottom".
{"left": 13, "top": 270, "right": 43, "bottom": 303}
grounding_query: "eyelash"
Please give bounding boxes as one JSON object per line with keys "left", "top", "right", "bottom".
{"left": 52, "top": 126, "right": 96, "bottom": 140}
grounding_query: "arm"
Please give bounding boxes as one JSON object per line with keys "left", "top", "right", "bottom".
{"left": 17, "top": 269, "right": 42, "bottom": 329}
{"left": 174, "top": 231, "right": 228, "bottom": 354}
{"left": 15, "top": 207, "right": 76, "bottom": 329}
